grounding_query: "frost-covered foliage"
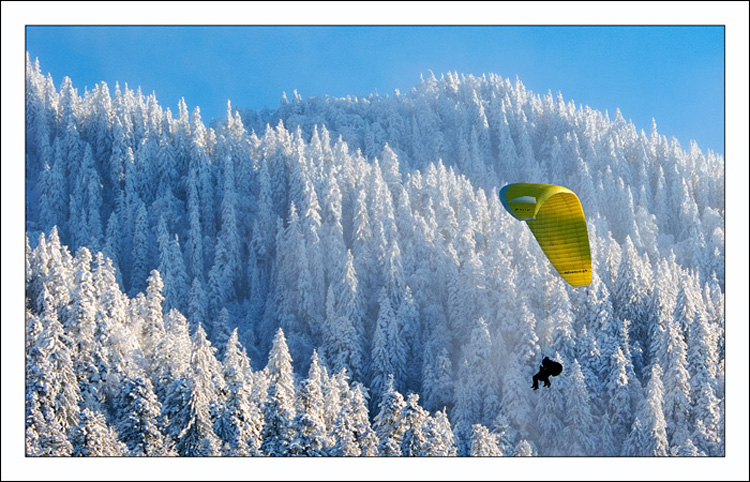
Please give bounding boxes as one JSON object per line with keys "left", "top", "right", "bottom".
{"left": 24, "top": 54, "right": 724, "bottom": 456}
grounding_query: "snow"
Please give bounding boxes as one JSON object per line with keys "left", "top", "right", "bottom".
{"left": 24, "top": 54, "right": 724, "bottom": 456}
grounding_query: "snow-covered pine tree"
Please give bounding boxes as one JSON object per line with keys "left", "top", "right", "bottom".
{"left": 115, "top": 376, "right": 171, "bottom": 456}
{"left": 399, "top": 393, "right": 430, "bottom": 456}
{"left": 422, "top": 407, "right": 457, "bottom": 456}
{"left": 373, "top": 377, "right": 407, "bottom": 456}
{"left": 633, "top": 364, "right": 669, "bottom": 456}
{"left": 261, "top": 328, "right": 297, "bottom": 456}
{"left": 470, "top": 424, "right": 502, "bottom": 456}
{"left": 215, "top": 329, "right": 258, "bottom": 455}
{"left": 289, "top": 351, "right": 330, "bottom": 456}
{"left": 70, "top": 408, "right": 127, "bottom": 456}
{"left": 561, "top": 359, "right": 596, "bottom": 455}
{"left": 160, "top": 324, "right": 223, "bottom": 456}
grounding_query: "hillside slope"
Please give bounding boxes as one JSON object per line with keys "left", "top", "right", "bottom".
{"left": 25, "top": 56, "right": 724, "bottom": 456}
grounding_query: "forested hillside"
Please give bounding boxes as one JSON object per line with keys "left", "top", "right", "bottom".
{"left": 25, "top": 54, "right": 724, "bottom": 456}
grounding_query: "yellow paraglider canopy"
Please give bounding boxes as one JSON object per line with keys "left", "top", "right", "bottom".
{"left": 499, "top": 183, "right": 591, "bottom": 286}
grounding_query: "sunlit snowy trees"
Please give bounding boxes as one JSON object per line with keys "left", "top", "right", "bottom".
{"left": 24, "top": 55, "right": 724, "bottom": 456}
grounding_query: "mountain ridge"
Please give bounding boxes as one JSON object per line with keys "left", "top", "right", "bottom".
{"left": 24, "top": 55, "right": 724, "bottom": 456}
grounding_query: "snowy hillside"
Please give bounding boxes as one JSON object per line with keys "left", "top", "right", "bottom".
{"left": 24, "top": 54, "right": 724, "bottom": 456}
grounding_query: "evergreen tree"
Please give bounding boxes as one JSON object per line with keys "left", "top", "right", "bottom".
{"left": 636, "top": 364, "right": 669, "bottom": 456}
{"left": 37, "top": 303, "right": 81, "bottom": 436}
{"left": 141, "top": 270, "right": 165, "bottom": 361}
{"left": 323, "top": 250, "right": 366, "bottom": 381}
{"left": 330, "top": 381, "right": 378, "bottom": 456}
{"left": 70, "top": 408, "right": 127, "bottom": 456}
{"left": 129, "top": 200, "right": 150, "bottom": 294}
{"left": 37, "top": 140, "right": 68, "bottom": 234}
{"left": 215, "top": 329, "right": 260, "bottom": 455}
{"left": 289, "top": 351, "right": 330, "bottom": 456}
{"left": 115, "top": 376, "right": 170, "bottom": 456}
{"left": 373, "top": 377, "right": 407, "bottom": 456}
{"left": 605, "top": 346, "right": 634, "bottom": 455}
{"left": 208, "top": 155, "right": 242, "bottom": 312}
{"left": 157, "top": 227, "right": 189, "bottom": 314}
{"left": 161, "top": 376, "right": 221, "bottom": 456}
{"left": 423, "top": 408, "right": 457, "bottom": 456}
{"left": 26, "top": 308, "right": 72, "bottom": 456}
{"left": 687, "top": 312, "right": 722, "bottom": 456}
{"left": 67, "top": 247, "right": 101, "bottom": 408}
{"left": 562, "top": 359, "right": 597, "bottom": 455}
{"left": 622, "top": 417, "right": 649, "bottom": 456}
{"left": 513, "top": 439, "right": 536, "bottom": 456}
{"left": 400, "top": 393, "right": 430, "bottom": 456}
{"left": 662, "top": 320, "right": 692, "bottom": 449}
{"left": 161, "top": 324, "right": 223, "bottom": 456}
{"left": 212, "top": 307, "right": 233, "bottom": 355}
{"left": 188, "top": 276, "right": 208, "bottom": 333}
{"left": 470, "top": 424, "right": 503, "bottom": 456}
{"left": 151, "top": 309, "right": 192, "bottom": 400}
{"left": 261, "top": 328, "right": 297, "bottom": 456}
{"left": 370, "top": 288, "right": 400, "bottom": 400}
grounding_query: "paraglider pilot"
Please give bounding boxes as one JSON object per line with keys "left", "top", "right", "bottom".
{"left": 532, "top": 357, "right": 563, "bottom": 390}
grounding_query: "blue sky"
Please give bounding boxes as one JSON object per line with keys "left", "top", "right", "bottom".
{"left": 25, "top": 25, "right": 724, "bottom": 155}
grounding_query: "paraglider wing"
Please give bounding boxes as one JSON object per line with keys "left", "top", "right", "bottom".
{"left": 499, "top": 183, "right": 591, "bottom": 286}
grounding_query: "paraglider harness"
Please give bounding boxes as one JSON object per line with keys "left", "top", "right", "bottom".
{"left": 532, "top": 356, "right": 563, "bottom": 390}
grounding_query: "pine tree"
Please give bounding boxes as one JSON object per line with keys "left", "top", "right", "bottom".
{"left": 161, "top": 376, "right": 221, "bottom": 456}
{"left": 67, "top": 247, "right": 101, "bottom": 409}
{"left": 141, "top": 270, "right": 165, "bottom": 361}
{"left": 215, "top": 329, "right": 258, "bottom": 455}
{"left": 490, "top": 412, "right": 518, "bottom": 456}
{"left": 423, "top": 408, "right": 457, "bottom": 456}
{"left": 400, "top": 393, "right": 429, "bottom": 456}
{"left": 513, "top": 439, "right": 536, "bottom": 456}
{"left": 188, "top": 276, "right": 208, "bottom": 333}
{"left": 208, "top": 155, "right": 242, "bottom": 312}
{"left": 38, "top": 303, "right": 81, "bottom": 436}
{"left": 636, "top": 364, "right": 669, "bottom": 456}
{"left": 212, "top": 307, "right": 233, "bottom": 355}
{"left": 151, "top": 309, "right": 192, "bottom": 400}
{"left": 373, "top": 377, "right": 407, "bottom": 456}
{"left": 191, "top": 323, "right": 226, "bottom": 413}
{"left": 687, "top": 312, "right": 722, "bottom": 456}
{"left": 157, "top": 227, "right": 189, "bottom": 314}
{"left": 261, "top": 328, "right": 297, "bottom": 456}
{"left": 662, "top": 320, "right": 692, "bottom": 449}
{"left": 129, "top": 200, "right": 150, "bottom": 294}
{"left": 562, "top": 359, "right": 596, "bottom": 455}
{"left": 605, "top": 346, "right": 634, "bottom": 455}
{"left": 186, "top": 166, "right": 204, "bottom": 279}
{"left": 323, "top": 250, "right": 366, "bottom": 381}
{"left": 420, "top": 308, "right": 453, "bottom": 413}
{"left": 26, "top": 309, "right": 72, "bottom": 456}
{"left": 289, "top": 351, "right": 330, "bottom": 456}
{"left": 161, "top": 324, "right": 223, "bottom": 456}
{"left": 397, "top": 286, "right": 422, "bottom": 392}
{"left": 70, "top": 408, "right": 127, "bottom": 456}
{"left": 330, "top": 381, "right": 378, "bottom": 456}
{"left": 470, "top": 424, "right": 502, "bottom": 456}
{"left": 115, "top": 376, "right": 170, "bottom": 456}
{"left": 622, "top": 417, "right": 649, "bottom": 456}
{"left": 37, "top": 140, "right": 68, "bottom": 234}
{"left": 370, "top": 288, "right": 399, "bottom": 401}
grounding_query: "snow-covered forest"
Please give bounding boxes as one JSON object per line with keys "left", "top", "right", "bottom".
{"left": 24, "top": 53, "right": 724, "bottom": 456}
